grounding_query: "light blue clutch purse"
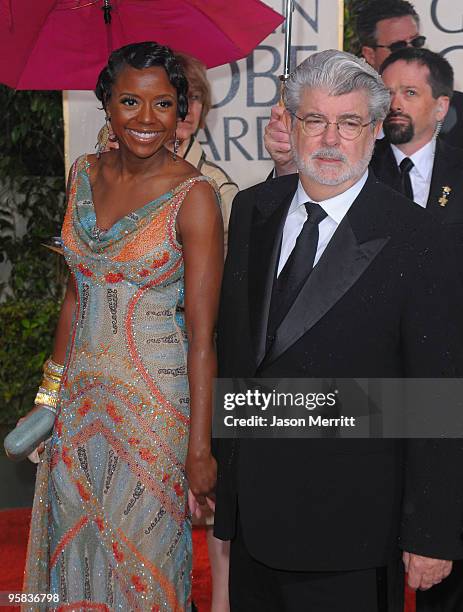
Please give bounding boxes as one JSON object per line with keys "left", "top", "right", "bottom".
{"left": 4, "top": 406, "right": 56, "bottom": 462}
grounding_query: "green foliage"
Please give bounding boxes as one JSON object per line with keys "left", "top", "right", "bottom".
{"left": 0, "top": 86, "right": 66, "bottom": 302}
{"left": 344, "top": 1, "right": 357, "bottom": 53}
{"left": 0, "top": 299, "right": 60, "bottom": 424}
{"left": 0, "top": 86, "right": 66, "bottom": 425}
{"left": 0, "top": 175, "right": 67, "bottom": 300}
{"left": 1, "top": 88, "right": 64, "bottom": 177}
{"left": 344, "top": 0, "right": 369, "bottom": 55}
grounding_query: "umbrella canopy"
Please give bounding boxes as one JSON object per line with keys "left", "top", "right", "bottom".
{"left": 0, "top": 0, "right": 284, "bottom": 90}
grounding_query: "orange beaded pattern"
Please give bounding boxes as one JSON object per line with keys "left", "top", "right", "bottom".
{"left": 22, "top": 154, "right": 218, "bottom": 611}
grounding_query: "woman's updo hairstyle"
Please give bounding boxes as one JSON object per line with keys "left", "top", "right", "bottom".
{"left": 95, "top": 41, "right": 189, "bottom": 120}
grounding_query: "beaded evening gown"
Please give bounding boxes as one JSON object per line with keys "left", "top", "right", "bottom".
{"left": 22, "top": 155, "right": 214, "bottom": 611}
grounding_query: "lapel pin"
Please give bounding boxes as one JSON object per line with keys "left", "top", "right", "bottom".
{"left": 438, "top": 185, "right": 452, "bottom": 207}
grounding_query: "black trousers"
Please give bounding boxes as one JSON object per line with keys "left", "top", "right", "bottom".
{"left": 229, "top": 519, "right": 404, "bottom": 612}
{"left": 416, "top": 560, "right": 463, "bottom": 612}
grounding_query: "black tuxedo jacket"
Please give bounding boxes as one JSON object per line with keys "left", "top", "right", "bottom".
{"left": 371, "top": 137, "right": 463, "bottom": 279}
{"left": 214, "top": 172, "right": 463, "bottom": 572}
{"left": 371, "top": 137, "right": 463, "bottom": 218}
{"left": 441, "top": 90, "right": 463, "bottom": 149}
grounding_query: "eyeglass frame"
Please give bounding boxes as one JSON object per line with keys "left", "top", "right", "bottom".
{"left": 290, "top": 112, "right": 376, "bottom": 140}
{"left": 371, "top": 35, "right": 426, "bottom": 53}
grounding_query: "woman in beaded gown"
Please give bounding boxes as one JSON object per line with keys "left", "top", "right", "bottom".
{"left": 22, "top": 42, "right": 223, "bottom": 611}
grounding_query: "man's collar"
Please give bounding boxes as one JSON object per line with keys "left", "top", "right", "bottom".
{"left": 290, "top": 170, "right": 369, "bottom": 224}
{"left": 391, "top": 139, "right": 436, "bottom": 181}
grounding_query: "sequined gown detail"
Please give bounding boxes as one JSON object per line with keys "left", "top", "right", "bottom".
{"left": 23, "top": 155, "right": 213, "bottom": 611}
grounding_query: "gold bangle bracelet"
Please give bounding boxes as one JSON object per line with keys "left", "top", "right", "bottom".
{"left": 37, "top": 385, "right": 59, "bottom": 398}
{"left": 43, "top": 357, "right": 65, "bottom": 378}
{"left": 43, "top": 372, "right": 62, "bottom": 383}
{"left": 40, "top": 377, "right": 61, "bottom": 393}
{"left": 35, "top": 392, "right": 59, "bottom": 409}
{"left": 33, "top": 357, "right": 64, "bottom": 412}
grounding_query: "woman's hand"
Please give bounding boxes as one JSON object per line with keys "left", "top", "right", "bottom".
{"left": 187, "top": 488, "right": 216, "bottom": 518}
{"left": 27, "top": 441, "right": 46, "bottom": 464}
{"left": 186, "top": 450, "right": 217, "bottom": 507}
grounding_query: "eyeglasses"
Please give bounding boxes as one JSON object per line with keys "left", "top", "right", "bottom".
{"left": 373, "top": 35, "right": 426, "bottom": 53}
{"left": 291, "top": 113, "right": 375, "bottom": 140}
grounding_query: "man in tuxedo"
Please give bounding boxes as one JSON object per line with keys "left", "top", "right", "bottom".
{"left": 372, "top": 47, "right": 463, "bottom": 217}
{"left": 355, "top": 0, "right": 462, "bottom": 148}
{"left": 375, "top": 47, "right": 463, "bottom": 612}
{"left": 214, "top": 50, "right": 463, "bottom": 612}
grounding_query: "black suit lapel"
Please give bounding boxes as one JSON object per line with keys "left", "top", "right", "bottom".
{"left": 248, "top": 175, "right": 298, "bottom": 368}
{"left": 373, "top": 138, "right": 461, "bottom": 221}
{"left": 370, "top": 138, "right": 402, "bottom": 193}
{"left": 261, "top": 174, "right": 390, "bottom": 370}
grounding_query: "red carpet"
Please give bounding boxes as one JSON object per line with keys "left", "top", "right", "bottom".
{"left": 0, "top": 508, "right": 414, "bottom": 611}
{"left": 0, "top": 508, "right": 211, "bottom": 612}
{"left": 405, "top": 582, "right": 416, "bottom": 612}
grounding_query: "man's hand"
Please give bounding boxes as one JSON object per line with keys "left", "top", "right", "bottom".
{"left": 264, "top": 105, "right": 297, "bottom": 176}
{"left": 187, "top": 489, "right": 216, "bottom": 519}
{"left": 186, "top": 451, "right": 217, "bottom": 507}
{"left": 403, "top": 551, "right": 452, "bottom": 590}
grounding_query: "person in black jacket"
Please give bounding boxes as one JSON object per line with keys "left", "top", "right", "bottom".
{"left": 371, "top": 48, "right": 463, "bottom": 284}
{"left": 355, "top": 0, "right": 463, "bottom": 149}
{"left": 214, "top": 50, "right": 463, "bottom": 612}
{"left": 373, "top": 47, "right": 463, "bottom": 612}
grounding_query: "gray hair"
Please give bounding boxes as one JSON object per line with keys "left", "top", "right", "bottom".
{"left": 283, "top": 49, "right": 390, "bottom": 123}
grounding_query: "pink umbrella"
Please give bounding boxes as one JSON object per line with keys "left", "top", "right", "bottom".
{"left": 0, "top": 0, "right": 284, "bottom": 90}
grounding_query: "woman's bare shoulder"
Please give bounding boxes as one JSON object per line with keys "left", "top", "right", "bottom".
{"left": 86, "top": 152, "right": 98, "bottom": 165}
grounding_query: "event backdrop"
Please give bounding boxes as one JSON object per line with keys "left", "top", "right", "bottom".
{"left": 414, "top": 0, "right": 463, "bottom": 89}
{"left": 64, "top": 0, "right": 463, "bottom": 189}
{"left": 64, "top": 0, "right": 343, "bottom": 188}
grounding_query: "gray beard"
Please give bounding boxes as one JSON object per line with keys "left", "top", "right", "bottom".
{"left": 292, "top": 138, "right": 375, "bottom": 186}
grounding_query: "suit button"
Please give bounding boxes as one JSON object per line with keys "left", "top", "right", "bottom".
{"left": 266, "top": 334, "right": 275, "bottom": 344}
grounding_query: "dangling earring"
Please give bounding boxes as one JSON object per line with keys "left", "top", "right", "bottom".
{"left": 172, "top": 132, "right": 180, "bottom": 161}
{"left": 96, "top": 115, "right": 111, "bottom": 158}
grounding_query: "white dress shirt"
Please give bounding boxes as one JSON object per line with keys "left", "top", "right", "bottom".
{"left": 278, "top": 171, "right": 369, "bottom": 275}
{"left": 391, "top": 139, "right": 436, "bottom": 208}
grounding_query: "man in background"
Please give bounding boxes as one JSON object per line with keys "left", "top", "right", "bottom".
{"left": 372, "top": 48, "right": 463, "bottom": 259}
{"left": 376, "top": 46, "right": 463, "bottom": 612}
{"left": 356, "top": 0, "right": 463, "bottom": 148}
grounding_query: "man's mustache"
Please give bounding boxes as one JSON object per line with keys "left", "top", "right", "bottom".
{"left": 311, "top": 148, "right": 347, "bottom": 162}
{"left": 384, "top": 111, "right": 412, "bottom": 123}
